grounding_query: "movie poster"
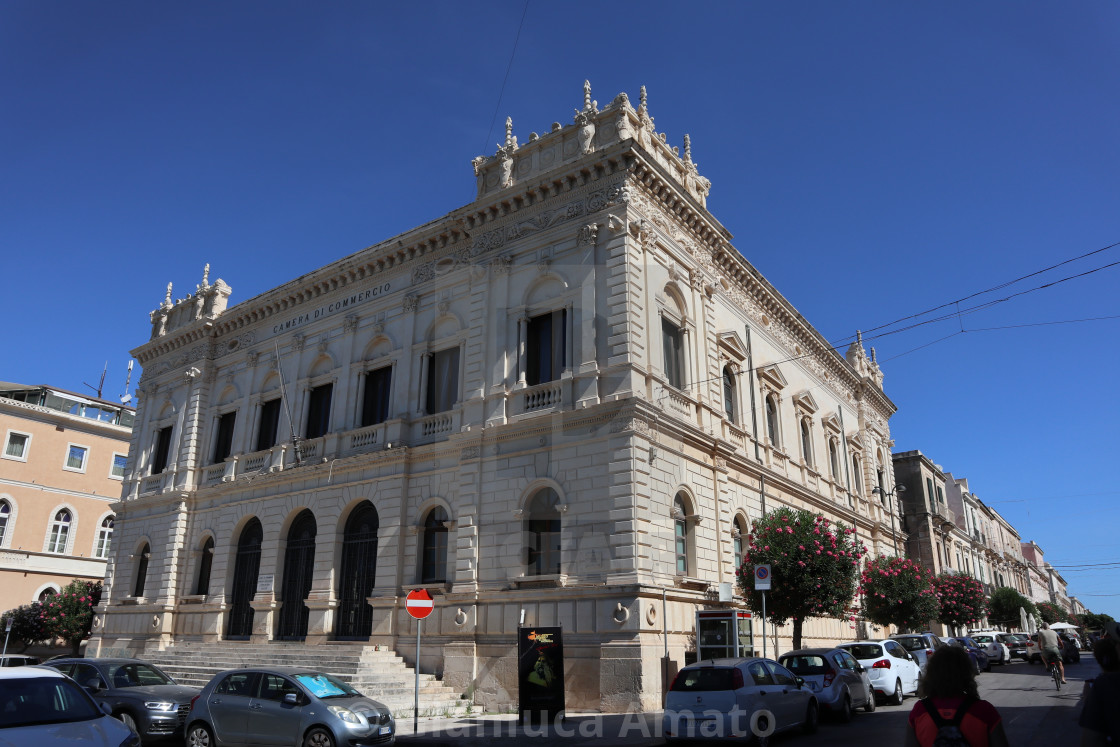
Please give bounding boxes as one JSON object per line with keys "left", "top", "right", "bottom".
{"left": 517, "top": 626, "right": 565, "bottom": 724}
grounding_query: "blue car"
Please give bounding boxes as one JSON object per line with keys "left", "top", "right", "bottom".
{"left": 951, "top": 637, "right": 991, "bottom": 674}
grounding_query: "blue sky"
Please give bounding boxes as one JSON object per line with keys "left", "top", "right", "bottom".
{"left": 2, "top": 2, "right": 1117, "bottom": 618}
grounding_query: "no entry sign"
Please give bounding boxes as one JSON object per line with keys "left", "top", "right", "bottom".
{"left": 405, "top": 588, "right": 434, "bottom": 619}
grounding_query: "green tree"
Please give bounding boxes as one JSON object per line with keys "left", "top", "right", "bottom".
{"left": 933, "top": 573, "right": 987, "bottom": 631}
{"left": 1080, "top": 611, "right": 1116, "bottom": 632}
{"left": 39, "top": 580, "right": 102, "bottom": 655}
{"left": 987, "top": 586, "right": 1038, "bottom": 630}
{"left": 737, "top": 507, "right": 866, "bottom": 650}
{"left": 0, "top": 603, "right": 49, "bottom": 652}
{"left": 1036, "top": 601, "right": 1070, "bottom": 625}
{"left": 860, "top": 556, "right": 939, "bottom": 632}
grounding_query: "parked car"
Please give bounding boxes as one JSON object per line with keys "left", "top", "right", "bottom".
{"left": 43, "top": 657, "right": 198, "bottom": 744}
{"left": 836, "top": 640, "right": 921, "bottom": 706}
{"left": 0, "top": 654, "right": 42, "bottom": 667}
{"left": 1001, "top": 633, "right": 1029, "bottom": 660}
{"left": 664, "top": 657, "right": 818, "bottom": 741}
{"left": 950, "top": 637, "right": 991, "bottom": 673}
{"left": 0, "top": 665, "right": 140, "bottom": 746}
{"left": 778, "top": 647, "right": 875, "bottom": 722}
{"left": 187, "top": 668, "right": 395, "bottom": 747}
{"left": 968, "top": 631, "right": 1012, "bottom": 665}
{"left": 889, "top": 633, "right": 946, "bottom": 672}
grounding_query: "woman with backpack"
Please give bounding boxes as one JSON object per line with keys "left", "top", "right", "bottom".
{"left": 905, "top": 645, "right": 1010, "bottom": 747}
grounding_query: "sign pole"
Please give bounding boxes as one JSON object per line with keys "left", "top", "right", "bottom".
{"left": 762, "top": 591, "right": 767, "bottom": 659}
{"left": 414, "top": 618, "right": 421, "bottom": 735}
{"left": 2, "top": 617, "right": 12, "bottom": 661}
{"left": 753, "top": 564, "right": 771, "bottom": 660}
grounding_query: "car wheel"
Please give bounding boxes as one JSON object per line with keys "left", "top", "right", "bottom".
{"left": 187, "top": 723, "right": 214, "bottom": 747}
{"left": 890, "top": 678, "right": 904, "bottom": 706}
{"left": 837, "top": 692, "right": 852, "bottom": 723}
{"left": 802, "top": 700, "right": 819, "bottom": 734}
{"left": 118, "top": 712, "right": 138, "bottom": 733}
{"left": 863, "top": 685, "right": 876, "bottom": 713}
{"left": 303, "top": 727, "right": 336, "bottom": 747}
{"left": 753, "top": 712, "right": 772, "bottom": 747}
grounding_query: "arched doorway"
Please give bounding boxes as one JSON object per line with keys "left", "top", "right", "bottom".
{"left": 276, "top": 510, "right": 316, "bottom": 640}
{"left": 335, "top": 501, "right": 379, "bottom": 640}
{"left": 227, "top": 518, "right": 263, "bottom": 639}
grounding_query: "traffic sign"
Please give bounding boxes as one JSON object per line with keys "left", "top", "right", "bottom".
{"left": 754, "top": 564, "right": 772, "bottom": 591}
{"left": 405, "top": 589, "right": 434, "bottom": 619}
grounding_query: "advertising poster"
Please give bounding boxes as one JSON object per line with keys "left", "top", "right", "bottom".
{"left": 517, "top": 626, "right": 565, "bottom": 724}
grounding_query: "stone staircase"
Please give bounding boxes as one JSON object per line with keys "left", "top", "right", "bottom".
{"left": 142, "top": 641, "right": 473, "bottom": 718}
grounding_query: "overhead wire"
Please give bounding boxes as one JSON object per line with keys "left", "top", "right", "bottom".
{"left": 481, "top": 0, "right": 531, "bottom": 154}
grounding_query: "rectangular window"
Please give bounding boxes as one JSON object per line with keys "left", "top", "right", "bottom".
{"left": 425, "top": 347, "right": 460, "bottom": 415}
{"left": 361, "top": 367, "right": 392, "bottom": 427}
{"left": 935, "top": 485, "right": 944, "bottom": 505}
{"left": 662, "top": 317, "right": 684, "bottom": 389}
{"left": 305, "top": 384, "right": 333, "bottom": 439}
{"left": 64, "top": 444, "right": 88, "bottom": 472}
{"left": 3, "top": 431, "right": 29, "bottom": 461}
{"left": 212, "top": 411, "right": 237, "bottom": 464}
{"left": 110, "top": 453, "right": 128, "bottom": 479}
{"left": 152, "top": 426, "right": 173, "bottom": 474}
{"left": 526, "top": 309, "right": 567, "bottom": 386}
{"left": 257, "top": 399, "right": 281, "bottom": 451}
{"left": 925, "top": 477, "right": 935, "bottom": 509}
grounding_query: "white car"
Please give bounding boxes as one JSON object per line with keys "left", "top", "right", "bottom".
{"left": 664, "top": 657, "right": 818, "bottom": 741}
{"left": 969, "top": 631, "right": 1012, "bottom": 665}
{"left": 0, "top": 665, "right": 140, "bottom": 746}
{"left": 836, "top": 640, "right": 921, "bottom": 706}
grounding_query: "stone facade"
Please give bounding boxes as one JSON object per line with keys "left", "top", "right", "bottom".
{"left": 91, "top": 83, "right": 898, "bottom": 712}
{"left": 0, "top": 385, "right": 133, "bottom": 609}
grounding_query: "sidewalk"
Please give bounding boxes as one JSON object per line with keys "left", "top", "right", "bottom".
{"left": 397, "top": 712, "right": 665, "bottom": 746}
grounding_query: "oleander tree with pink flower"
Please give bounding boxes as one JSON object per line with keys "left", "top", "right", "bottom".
{"left": 38, "top": 580, "right": 102, "bottom": 655}
{"left": 737, "top": 506, "right": 867, "bottom": 650}
{"left": 859, "top": 556, "right": 939, "bottom": 632}
{"left": 933, "top": 573, "right": 987, "bottom": 633}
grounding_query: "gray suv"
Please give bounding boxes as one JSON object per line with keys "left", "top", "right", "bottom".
{"left": 889, "top": 633, "right": 946, "bottom": 672}
{"left": 44, "top": 658, "right": 198, "bottom": 744}
{"left": 187, "top": 667, "right": 395, "bottom": 747}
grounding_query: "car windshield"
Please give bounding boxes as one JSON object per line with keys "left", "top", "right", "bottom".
{"left": 893, "top": 637, "right": 926, "bottom": 652}
{"left": 670, "top": 668, "right": 737, "bottom": 692}
{"left": 0, "top": 676, "right": 101, "bottom": 728}
{"left": 106, "top": 662, "right": 174, "bottom": 687}
{"left": 972, "top": 635, "right": 993, "bottom": 644}
{"left": 779, "top": 655, "right": 829, "bottom": 675}
{"left": 293, "top": 673, "right": 361, "bottom": 699}
{"left": 842, "top": 644, "right": 882, "bottom": 660}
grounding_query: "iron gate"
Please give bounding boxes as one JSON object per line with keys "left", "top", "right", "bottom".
{"left": 335, "top": 501, "right": 379, "bottom": 640}
{"left": 226, "top": 518, "right": 262, "bottom": 639}
{"left": 276, "top": 510, "right": 316, "bottom": 640}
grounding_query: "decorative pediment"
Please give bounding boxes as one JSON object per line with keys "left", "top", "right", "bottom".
{"left": 792, "top": 391, "right": 819, "bottom": 414}
{"left": 821, "top": 412, "right": 842, "bottom": 434}
{"left": 756, "top": 364, "right": 788, "bottom": 390}
{"left": 847, "top": 432, "right": 865, "bottom": 451}
{"left": 716, "top": 330, "right": 749, "bottom": 361}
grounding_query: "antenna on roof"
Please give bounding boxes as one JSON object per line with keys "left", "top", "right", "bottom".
{"left": 120, "top": 361, "right": 134, "bottom": 404}
{"left": 274, "top": 341, "right": 302, "bottom": 467}
{"left": 84, "top": 362, "right": 107, "bottom": 399}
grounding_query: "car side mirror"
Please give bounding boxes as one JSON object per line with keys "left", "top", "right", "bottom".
{"left": 99, "top": 702, "right": 113, "bottom": 716}
{"left": 854, "top": 664, "right": 865, "bottom": 673}
{"left": 283, "top": 693, "right": 300, "bottom": 705}
{"left": 85, "top": 677, "right": 104, "bottom": 693}
{"left": 794, "top": 676, "right": 804, "bottom": 689}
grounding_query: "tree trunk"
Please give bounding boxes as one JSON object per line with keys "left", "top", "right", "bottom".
{"left": 792, "top": 618, "right": 803, "bottom": 652}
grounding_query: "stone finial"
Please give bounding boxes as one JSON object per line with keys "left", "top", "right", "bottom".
{"left": 504, "top": 116, "right": 514, "bottom": 150}
{"left": 856, "top": 330, "right": 863, "bottom": 346}
{"left": 870, "top": 347, "right": 877, "bottom": 364}
{"left": 583, "top": 80, "right": 592, "bottom": 111}
{"left": 201, "top": 263, "right": 210, "bottom": 289}
{"left": 639, "top": 86, "right": 648, "bottom": 115}
{"left": 683, "top": 134, "right": 693, "bottom": 165}
{"left": 163, "top": 282, "right": 173, "bottom": 309}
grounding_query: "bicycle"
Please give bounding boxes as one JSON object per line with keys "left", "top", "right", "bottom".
{"left": 1047, "top": 657, "right": 1062, "bottom": 691}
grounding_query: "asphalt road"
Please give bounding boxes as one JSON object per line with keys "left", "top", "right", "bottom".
{"left": 398, "top": 653, "right": 1099, "bottom": 746}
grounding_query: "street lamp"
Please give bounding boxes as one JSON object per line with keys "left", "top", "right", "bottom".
{"left": 872, "top": 484, "right": 906, "bottom": 556}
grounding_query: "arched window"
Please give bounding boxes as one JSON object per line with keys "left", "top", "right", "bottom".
{"left": 0, "top": 500, "right": 10, "bottom": 546}
{"left": 196, "top": 537, "right": 214, "bottom": 595}
{"left": 46, "top": 509, "right": 72, "bottom": 553}
{"left": 828, "top": 439, "right": 840, "bottom": 479}
{"left": 38, "top": 587, "right": 56, "bottom": 602}
{"left": 133, "top": 543, "right": 150, "bottom": 597}
{"left": 95, "top": 516, "right": 114, "bottom": 559}
{"left": 421, "top": 507, "right": 449, "bottom": 584}
{"left": 525, "top": 489, "right": 561, "bottom": 576}
{"left": 732, "top": 515, "right": 748, "bottom": 573}
{"left": 722, "top": 367, "right": 736, "bottom": 423}
{"left": 765, "top": 395, "right": 779, "bottom": 447}
{"left": 800, "top": 420, "right": 813, "bottom": 466}
{"left": 662, "top": 317, "right": 685, "bottom": 390}
{"left": 674, "top": 494, "right": 690, "bottom": 575}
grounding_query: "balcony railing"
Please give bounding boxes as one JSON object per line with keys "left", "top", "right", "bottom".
{"left": 522, "top": 381, "right": 564, "bottom": 412}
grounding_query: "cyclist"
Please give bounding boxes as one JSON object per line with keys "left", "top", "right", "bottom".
{"left": 1037, "top": 622, "right": 1066, "bottom": 684}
